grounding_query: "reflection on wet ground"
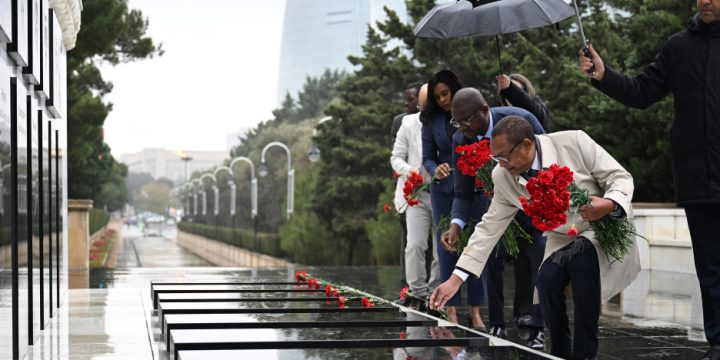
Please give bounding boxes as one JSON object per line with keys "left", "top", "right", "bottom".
{"left": 14, "top": 228, "right": 709, "bottom": 360}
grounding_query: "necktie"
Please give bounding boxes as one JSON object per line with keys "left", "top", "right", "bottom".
{"left": 522, "top": 169, "right": 538, "bottom": 181}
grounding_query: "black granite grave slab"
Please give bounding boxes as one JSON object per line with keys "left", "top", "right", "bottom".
{"left": 156, "top": 292, "right": 335, "bottom": 304}
{"left": 157, "top": 301, "right": 399, "bottom": 330}
{"left": 160, "top": 312, "right": 437, "bottom": 345}
{"left": 151, "top": 285, "right": 324, "bottom": 308}
{"left": 177, "top": 346, "right": 552, "bottom": 360}
{"left": 168, "top": 327, "right": 488, "bottom": 359}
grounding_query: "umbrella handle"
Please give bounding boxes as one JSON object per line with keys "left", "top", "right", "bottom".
{"left": 582, "top": 41, "right": 595, "bottom": 76}
{"left": 495, "top": 35, "right": 503, "bottom": 75}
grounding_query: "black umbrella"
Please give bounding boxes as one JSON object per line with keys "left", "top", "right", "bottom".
{"left": 414, "top": 0, "right": 577, "bottom": 74}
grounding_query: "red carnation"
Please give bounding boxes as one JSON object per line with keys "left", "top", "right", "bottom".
{"left": 383, "top": 203, "right": 392, "bottom": 212}
{"left": 337, "top": 296, "right": 346, "bottom": 307}
{"left": 519, "top": 165, "right": 574, "bottom": 232}
{"left": 399, "top": 286, "right": 409, "bottom": 301}
{"left": 402, "top": 171, "right": 427, "bottom": 207}
{"left": 325, "top": 284, "right": 332, "bottom": 297}
{"left": 361, "top": 297, "right": 374, "bottom": 308}
{"left": 567, "top": 225, "right": 578, "bottom": 237}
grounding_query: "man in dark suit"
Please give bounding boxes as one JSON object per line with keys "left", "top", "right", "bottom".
{"left": 442, "top": 88, "right": 547, "bottom": 349}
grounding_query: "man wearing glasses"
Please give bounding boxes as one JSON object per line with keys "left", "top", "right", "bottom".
{"left": 432, "top": 115, "right": 640, "bottom": 359}
{"left": 442, "top": 87, "right": 546, "bottom": 349}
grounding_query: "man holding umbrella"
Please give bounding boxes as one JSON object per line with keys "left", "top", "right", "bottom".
{"left": 579, "top": 2, "right": 720, "bottom": 359}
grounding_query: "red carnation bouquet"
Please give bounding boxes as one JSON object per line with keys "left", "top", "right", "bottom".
{"left": 402, "top": 171, "right": 430, "bottom": 207}
{"left": 519, "top": 164, "right": 637, "bottom": 261}
{"left": 454, "top": 139, "right": 531, "bottom": 257}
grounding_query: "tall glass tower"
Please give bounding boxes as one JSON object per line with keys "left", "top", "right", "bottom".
{"left": 276, "top": 0, "right": 407, "bottom": 104}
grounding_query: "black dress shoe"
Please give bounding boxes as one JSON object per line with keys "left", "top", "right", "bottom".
{"left": 515, "top": 314, "right": 533, "bottom": 328}
{"left": 702, "top": 344, "right": 720, "bottom": 360}
{"left": 393, "top": 297, "right": 411, "bottom": 306}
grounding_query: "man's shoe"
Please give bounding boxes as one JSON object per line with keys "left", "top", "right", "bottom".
{"left": 701, "top": 344, "right": 720, "bottom": 360}
{"left": 488, "top": 325, "right": 507, "bottom": 339}
{"left": 393, "top": 297, "right": 410, "bottom": 306}
{"left": 515, "top": 314, "right": 533, "bottom": 329}
{"left": 526, "top": 328, "right": 545, "bottom": 350}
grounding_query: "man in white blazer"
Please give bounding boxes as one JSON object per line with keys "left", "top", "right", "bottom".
{"left": 430, "top": 116, "right": 640, "bottom": 359}
{"left": 391, "top": 84, "right": 440, "bottom": 307}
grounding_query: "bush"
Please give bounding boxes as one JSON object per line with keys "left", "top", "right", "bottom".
{"left": 366, "top": 178, "right": 401, "bottom": 265}
{"left": 89, "top": 209, "right": 110, "bottom": 236}
{"left": 177, "top": 222, "right": 284, "bottom": 258}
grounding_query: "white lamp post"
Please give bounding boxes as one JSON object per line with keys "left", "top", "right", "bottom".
{"left": 308, "top": 116, "right": 334, "bottom": 163}
{"left": 200, "top": 173, "right": 218, "bottom": 216}
{"left": 229, "top": 157, "right": 258, "bottom": 218}
{"left": 260, "top": 142, "right": 294, "bottom": 219}
{"left": 191, "top": 178, "right": 201, "bottom": 216}
{"left": 213, "top": 166, "right": 235, "bottom": 216}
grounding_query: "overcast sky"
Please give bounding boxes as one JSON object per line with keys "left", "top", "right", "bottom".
{"left": 102, "top": 0, "right": 286, "bottom": 157}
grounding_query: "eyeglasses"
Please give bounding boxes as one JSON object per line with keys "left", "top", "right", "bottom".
{"left": 489, "top": 140, "right": 523, "bottom": 163}
{"left": 450, "top": 109, "right": 482, "bottom": 128}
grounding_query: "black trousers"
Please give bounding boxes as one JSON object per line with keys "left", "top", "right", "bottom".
{"left": 685, "top": 204, "right": 720, "bottom": 345}
{"left": 486, "top": 214, "right": 546, "bottom": 329}
{"left": 537, "top": 242, "right": 600, "bottom": 359}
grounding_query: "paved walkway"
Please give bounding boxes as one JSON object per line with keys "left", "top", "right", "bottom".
{"left": 114, "top": 225, "right": 211, "bottom": 268}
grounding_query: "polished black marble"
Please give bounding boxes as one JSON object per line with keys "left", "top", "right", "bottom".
{"left": 177, "top": 347, "right": 552, "bottom": 360}
{"left": 168, "top": 327, "right": 488, "bottom": 359}
{"left": 152, "top": 285, "right": 324, "bottom": 308}
{"left": 160, "top": 312, "right": 437, "bottom": 345}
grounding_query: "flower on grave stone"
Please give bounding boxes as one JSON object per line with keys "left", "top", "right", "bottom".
{"left": 337, "top": 296, "right": 346, "bottom": 307}
{"left": 399, "top": 286, "right": 409, "bottom": 301}
{"left": 361, "top": 297, "right": 374, "bottom": 308}
{"left": 295, "top": 271, "right": 307, "bottom": 283}
{"left": 307, "top": 278, "right": 317, "bottom": 289}
{"left": 399, "top": 329, "right": 406, "bottom": 339}
{"left": 332, "top": 289, "right": 339, "bottom": 297}
{"left": 325, "top": 284, "right": 333, "bottom": 297}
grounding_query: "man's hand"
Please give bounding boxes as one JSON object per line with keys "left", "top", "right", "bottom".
{"left": 429, "top": 275, "right": 464, "bottom": 310}
{"left": 434, "top": 163, "right": 451, "bottom": 179}
{"left": 496, "top": 74, "right": 511, "bottom": 91}
{"left": 578, "top": 196, "right": 614, "bottom": 221}
{"left": 441, "top": 223, "right": 461, "bottom": 251}
{"left": 578, "top": 43, "right": 605, "bottom": 81}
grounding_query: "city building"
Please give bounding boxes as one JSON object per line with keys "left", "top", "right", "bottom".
{"left": 1, "top": 0, "right": 79, "bottom": 358}
{"left": 276, "top": 0, "right": 408, "bottom": 104}
{"left": 120, "top": 148, "right": 227, "bottom": 183}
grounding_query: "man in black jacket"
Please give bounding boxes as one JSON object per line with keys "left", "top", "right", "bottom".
{"left": 579, "top": 1, "right": 720, "bottom": 358}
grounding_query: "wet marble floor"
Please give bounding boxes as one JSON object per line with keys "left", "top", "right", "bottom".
{"left": 15, "top": 265, "right": 710, "bottom": 359}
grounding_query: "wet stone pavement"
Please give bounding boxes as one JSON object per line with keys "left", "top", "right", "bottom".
{"left": 16, "top": 225, "right": 710, "bottom": 359}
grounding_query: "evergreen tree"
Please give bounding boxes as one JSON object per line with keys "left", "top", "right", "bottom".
{"left": 67, "top": 0, "right": 162, "bottom": 203}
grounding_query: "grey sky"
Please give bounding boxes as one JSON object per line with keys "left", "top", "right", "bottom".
{"left": 102, "top": 0, "right": 286, "bottom": 157}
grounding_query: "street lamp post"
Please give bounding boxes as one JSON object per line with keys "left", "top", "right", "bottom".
{"left": 180, "top": 154, "right": 193, "bottom": 181}
{"left": 191, "top": 178, "right": 201, "bottom": 217}
{"left": 229, "top": 156, "right": 258, "bottom": 247}
{"left": 259, "top": 142, "right": 294, "bottom": 219}
{"left": 200, "top": 173, "right": 218, "bottom": 238}
{"left": 213, "top": 166, "right": 235, "bottom": 216}
{"left": 307, "top": 116, "right": 335, "bottom": 162}
{"left": 229, "top": 157, "right": 258, "bottom": 218}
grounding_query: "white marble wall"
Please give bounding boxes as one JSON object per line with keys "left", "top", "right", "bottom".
{"left": 633, "top": 207, "right": 695, "bottom": 274}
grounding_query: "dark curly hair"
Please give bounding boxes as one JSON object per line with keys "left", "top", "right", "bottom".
{"left": 420, "top": 70, "right": 463, "bottom": 125}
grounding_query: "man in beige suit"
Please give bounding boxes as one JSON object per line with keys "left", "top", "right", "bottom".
{"left": 430, "top": 116, "right": 640, "bottom": 359}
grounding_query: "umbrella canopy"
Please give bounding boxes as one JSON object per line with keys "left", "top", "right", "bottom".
{"left": 414, "top": 0, "right": 576, "bottom": 39}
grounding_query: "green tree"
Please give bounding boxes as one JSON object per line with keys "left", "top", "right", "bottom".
{"left": 94, "top": 160, "right": 128, "bottom": 211}
{"left": 313, "top": 19, "right": 419, "bottom": 265}
{"left": 67, "top": 0, "right": 162, "bottom": 204}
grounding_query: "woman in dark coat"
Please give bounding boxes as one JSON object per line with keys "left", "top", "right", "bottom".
{"left": 421, "top": 70, "right": 485, "bottom": 329}
{"left": 497, "top": 73, "right": 551, "bottom": 132}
